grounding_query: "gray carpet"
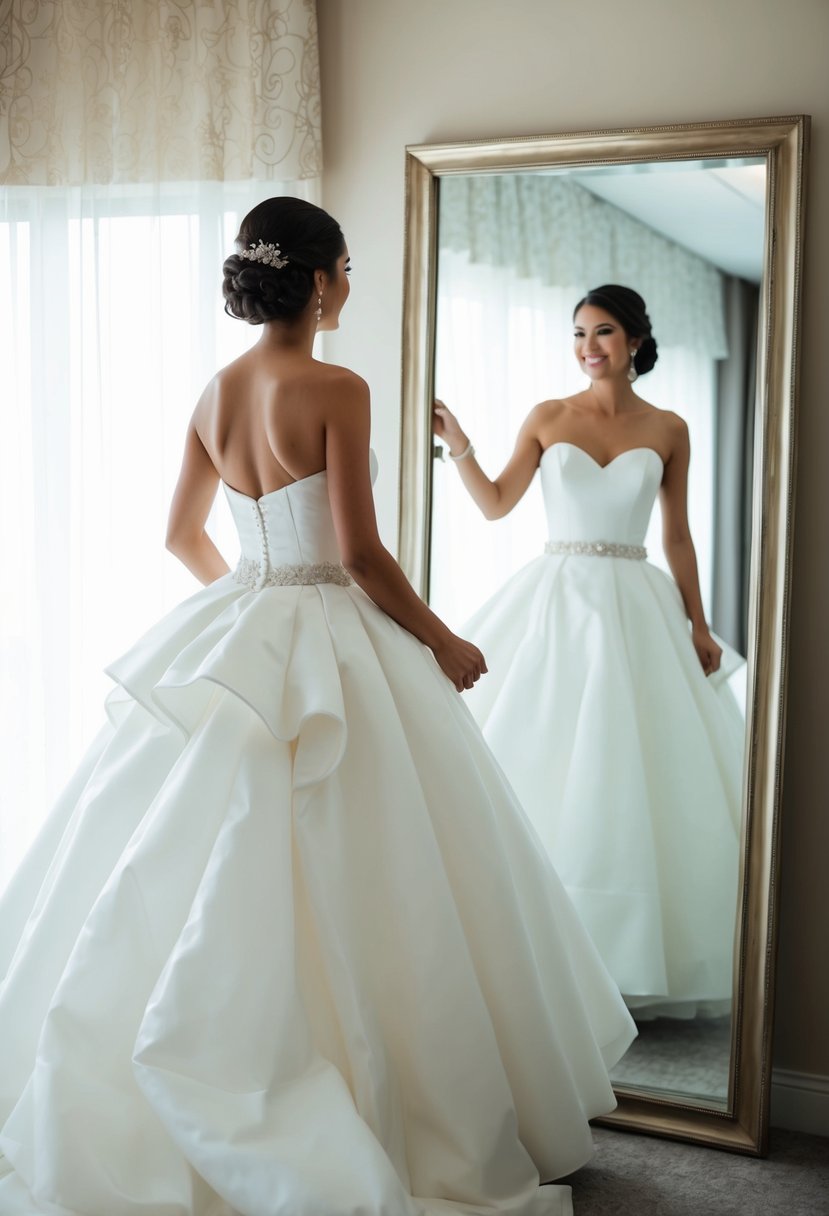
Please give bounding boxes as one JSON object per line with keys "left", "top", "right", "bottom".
{"left": 609, "top": 1016, "right": 732, "bottom": 1103}
{"left": 557, "top": 1127, "right": 829, "bottom": 1215}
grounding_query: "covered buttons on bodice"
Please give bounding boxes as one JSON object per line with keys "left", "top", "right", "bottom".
{"left": 224, "top": 470, "right": 348, "bottom": 590}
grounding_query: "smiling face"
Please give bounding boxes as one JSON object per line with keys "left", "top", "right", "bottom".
{"left": 316, "top": 250, "right": 352, "bottom": 332}
{"left": 573, "top": 304, "right": 637, "bottom": 382}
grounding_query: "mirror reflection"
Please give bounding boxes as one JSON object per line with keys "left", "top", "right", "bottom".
{"left": 430, "top": 158, "right": 765, "bottom": 1107}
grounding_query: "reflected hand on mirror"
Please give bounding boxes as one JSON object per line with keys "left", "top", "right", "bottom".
{"left": 433, "top": 399, "right": 469, "bottom": 457}
{"left": 692, "top": 626, "right": 723, "bottom": 676}
{"left": 432, "top": 629, "right": 488, "bottom": 692}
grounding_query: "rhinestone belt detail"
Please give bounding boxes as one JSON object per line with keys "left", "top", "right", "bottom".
{"left": 233, "top": 558, "right": 353, "bottom": 591}
{"left": 544, "top": 540, "right": 647, "bottom": 560}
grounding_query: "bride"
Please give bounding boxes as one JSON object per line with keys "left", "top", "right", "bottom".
{"left": 0, "top": 199, "right": 635, "bottom": 1216}
{"left": 434, "top": 284, "right": 745, "bottom": 1021}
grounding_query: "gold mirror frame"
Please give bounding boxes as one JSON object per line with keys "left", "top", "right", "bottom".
{"left": 398, "top": 117, "right": 809, "bottom": 1156}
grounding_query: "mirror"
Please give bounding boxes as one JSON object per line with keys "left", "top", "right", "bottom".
{"left": 432, "top": 155, "right": 760, "bottom": 1112}
{"left": 399, "top": 118, "right": 808, "bottom": 1154}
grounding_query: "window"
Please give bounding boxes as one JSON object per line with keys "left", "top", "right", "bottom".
{"left": 0, "top": 181, "right": 307, "bottom": 884}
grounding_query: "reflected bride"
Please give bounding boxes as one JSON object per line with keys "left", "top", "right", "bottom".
{"left": 434, "top": 284, "right": 745, "bottom": 1021}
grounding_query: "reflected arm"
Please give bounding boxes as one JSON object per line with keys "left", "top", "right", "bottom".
{"left": 659, "top": 417, "right": 722, "bottom": 673}
{"left": 434, "top": 401, "right": 542, "bottom": 520}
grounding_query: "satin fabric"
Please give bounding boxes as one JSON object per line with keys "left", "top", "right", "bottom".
{"left": 464, "top": 443, "right": 745, "bottom": 1018}
{"left": 0, "top": 461, "right": 636, "bottom": 1215}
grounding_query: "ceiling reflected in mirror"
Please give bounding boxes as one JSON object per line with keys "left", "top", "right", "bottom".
{"left": 564, "top": 158, "right": 766, "bottom": 282}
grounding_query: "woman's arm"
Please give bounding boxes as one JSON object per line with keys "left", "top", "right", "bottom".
{"left": 325, "top": 375, "right": 486, "bottom": 691}
{"left": 659, "top": 416, "right": 722, "bottom": 674}
{"left": 165, "top": 417, "right": 231, "bottom": 584}
{"left": 433, "top": 400, "right": 543, "bottom": 520}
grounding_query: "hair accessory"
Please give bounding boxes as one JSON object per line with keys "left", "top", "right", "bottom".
{"left": 239, "top": 240, "right": 289, "bottom": 269}
{"left": 449, "top": 440, "right": 475, "bottom": 462}
{"left": 627, "top": 349, "right": 638, "bottom": 383}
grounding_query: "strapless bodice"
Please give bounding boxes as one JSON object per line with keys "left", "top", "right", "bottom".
{"left": 225, "top": 470, "right": 342, "bottom": 572}
{"left": 539, "top": 443, "right": 664, "bottom": 547}
{"left": 223, "top": 453, "right": 376, "bottom": 590}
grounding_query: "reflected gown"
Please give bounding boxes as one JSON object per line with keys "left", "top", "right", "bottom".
{"left": 0, "top": 458, "right": 636, "bottom": 1216}
{"left": 463, "top": 443, "right": 745, "bottom": 1019}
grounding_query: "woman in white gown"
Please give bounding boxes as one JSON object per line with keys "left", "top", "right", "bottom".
{"left": 0, "top": 201, "right": 636, "bottom": 1216}
{"left": 434, "top": 285, "right": 744, "bottom": 1021}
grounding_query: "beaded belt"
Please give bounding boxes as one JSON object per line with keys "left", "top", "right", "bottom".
{"left": 544, "top": 539, "right": 647, "bottom": 560}
{"left": 233, "top": 557, "right": 353, "bottom": 591}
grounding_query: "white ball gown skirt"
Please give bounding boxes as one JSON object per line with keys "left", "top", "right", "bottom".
{"left": 0, "top": 573, "right": 636, "bottom": 1216}
{"left": 462, "top": 547, "right": 746, "bottom": 1019}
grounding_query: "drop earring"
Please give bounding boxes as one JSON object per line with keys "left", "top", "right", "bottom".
{"left": 627, "top": 349, "right": 638, "bottom": 383}
{"left": 315, "top": 294, "right": 323, "bottom": 324}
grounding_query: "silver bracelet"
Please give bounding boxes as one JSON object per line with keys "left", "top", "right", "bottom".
{"left": 449, "top": 440, "right": 475, "bottom": 462}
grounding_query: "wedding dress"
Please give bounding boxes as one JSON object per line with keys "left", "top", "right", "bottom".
{"left": 463, "top": 442, "right": 745, "bottom": 1020}
{"left": 0, "top": 456, "right": 636, "bottom": 1216}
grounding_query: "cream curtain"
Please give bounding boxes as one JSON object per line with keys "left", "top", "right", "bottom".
{"left": 1, "top": 0, "right": 322, "bottom": 186}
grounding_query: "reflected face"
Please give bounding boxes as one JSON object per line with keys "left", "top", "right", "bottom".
{"left": 318, "top": 249, "right": 351, "bottom": 331}
{"left": 573, "top": 305, "right": 635, "bottom": 382}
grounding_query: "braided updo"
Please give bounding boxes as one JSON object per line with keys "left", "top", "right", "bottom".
{"left": 573, "top": 284, "right": 659, "bottom": 375}
{"left": 223, "top": 197, "right": 346, "bottom": 325}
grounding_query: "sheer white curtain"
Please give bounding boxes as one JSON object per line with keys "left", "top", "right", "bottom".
{"left": 0, "top": 178, "right": 318, "bottom": 887}
{"left": 0, "top": 0, "right": 322, "bottom": 887}
{"left": 431, "top": 250, "right": 718, "bottom": 630}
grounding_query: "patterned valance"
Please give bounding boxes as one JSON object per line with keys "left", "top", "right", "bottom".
{"left": 0, "top": 0, "right": 322, "bottom": 185}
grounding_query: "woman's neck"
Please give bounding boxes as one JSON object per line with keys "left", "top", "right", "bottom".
{"left": 258, "top": 314, "right": 318, "bottom": 357}
{"left": 586, "top": 378, "right": 643, "bottom": 417}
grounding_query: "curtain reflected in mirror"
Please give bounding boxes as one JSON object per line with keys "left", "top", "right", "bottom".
{"left": 429, "top": 159, "right": 766, "bottom": 1109}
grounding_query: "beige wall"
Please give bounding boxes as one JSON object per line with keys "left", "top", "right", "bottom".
{"left": 317, "top": 0, "right": 829, "bottom": 1080}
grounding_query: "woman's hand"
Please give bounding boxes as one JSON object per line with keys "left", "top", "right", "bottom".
{"left": 692, "top": 625, "right": 722, "bottom": 676}
{"left": 432, "top": 630, "right": 488, "bottom": 692}
{"left": 433, "top": 399, "right": 469, "bottom": 457}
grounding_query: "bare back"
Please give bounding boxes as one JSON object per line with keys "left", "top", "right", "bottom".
{"left": 193, "top": 346, "right": 356, "bottom": 499}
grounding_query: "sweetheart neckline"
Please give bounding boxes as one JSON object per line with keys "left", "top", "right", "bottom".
{"left": 223, "top": 468, "right": 328, "bottom": 505}
{"left": 540, "top": 442, "right": 665, "bottom": 471}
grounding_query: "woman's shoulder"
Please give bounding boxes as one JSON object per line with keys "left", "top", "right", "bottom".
{"left": 525, "top": 395, "right": 573, "bottom": 424}
{"left": 195, "top": 349, "right": 255, "bottom": 409}
{"left": 629, "top": 398, "right": 688, "bottom": 432}
{"left": 635, "top": 404, "right": 690, "bottom": 465}
{"left": 304, "top": 364, "right": 371, "bottom": 421}
{"left": 312, "top": 361, "right": 369, "bottom": 393}
{"left": 526, "top": 392, "right": 595, "bottom": 431}
{"left": 193, "top": 356, "right": 370, "bottom": 427}
{"left": 648, "top": 405, "right": 689, "bottom": 439}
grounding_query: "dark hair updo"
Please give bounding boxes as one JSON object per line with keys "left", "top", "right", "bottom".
{"left": 573, "top": 284, "right": 659, "bottom": 376}
{"left": 222, "top": 197, "right": 346, "bottom": 325}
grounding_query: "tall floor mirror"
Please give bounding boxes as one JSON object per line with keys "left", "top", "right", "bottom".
{"left": 399, "top": 117, "right": 808, "bottom": 1154}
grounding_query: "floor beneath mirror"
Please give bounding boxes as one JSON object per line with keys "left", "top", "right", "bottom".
{"left": 609, "top": 1015, "right": 731, "bottom": 1104}
{"left": 562, "top": 1127, "right": 829, "bottom": 1215}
